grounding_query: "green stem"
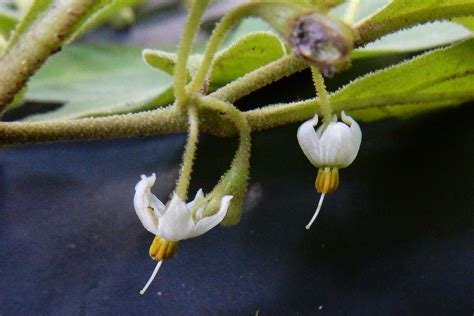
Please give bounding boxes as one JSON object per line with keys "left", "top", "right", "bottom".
{"left": 343, "top": 0, "right": 361, "bottom": 25}
{"left": 173, "top": 0, "right": 209, "bottom": 108}
{"left": 0, "top": 0, "right": 97, "bottom": 109}
{"left": 188, "top": 3, "right": 258, "bottom": 94}
{"left": 195, "top": 95, "right": 250, "bottom": 225}
{"left": 210, "top": 55, "right": 307, "bottom": 103}
{"left": 175, "top": 105, "right": 199, "bottom": 200}
{"left": 311, "top": 67, "right": 332, "bottom": 124}
{"left": 1, "top": 90, "right": 472, "bottom": 146}
{"left": 0, "top": 106, "right": 185, "bottom": 146}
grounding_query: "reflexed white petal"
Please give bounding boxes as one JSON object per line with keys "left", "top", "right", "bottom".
{"left": 297, "top": 115, "right": 322, "bottom": 167}
{"left": 341, "top": 111, "right": 362, "bottom": 167}
{"left": 186, "top": 188, "right": 205, "bottom": 210}
{"left": 187, "top": 195, "right": 233, "bottom": 239}
{"left": 134, "top": 174, "right": 162, "bottom": 234}
{"left": 156, "top": 194, "right": 195, "bottom": 241}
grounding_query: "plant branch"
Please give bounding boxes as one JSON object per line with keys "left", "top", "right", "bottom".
{"left": 173, "top": 0, "right": 209, "bottom": 107}
{"left": 188, "top": 2, "right": 258, "bottom": 94}
{"left": 175, "top": 105, "right": 199, "bottom": 200}
{"left": 311, "top": 67, "right": 332, "bottom": 124}
{"left": 0, "top": 0, "right": 97, "bottom": 109}
{"left": 0, "top": 106, "right": 185, "bottom": 146}
{"left": 210, "top": 55, "right": 307, "bottom": 103}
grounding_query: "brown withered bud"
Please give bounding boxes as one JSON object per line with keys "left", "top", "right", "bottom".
{"left": 290, "top": 13, "right": 354, "bottom": 77}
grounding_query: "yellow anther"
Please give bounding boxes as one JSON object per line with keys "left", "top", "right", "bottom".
{"left": 149, "top": 236, "right": 178, "bottom": 261}
{"left": 315, "top": 167, "right": 339, "bottom": 194}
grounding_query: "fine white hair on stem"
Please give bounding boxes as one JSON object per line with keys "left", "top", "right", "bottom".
{"left": 140, "top": 260, "right": 163, "bottom": 295}
{"left": 305, "top": 193, "right": 326, "bottom": 230}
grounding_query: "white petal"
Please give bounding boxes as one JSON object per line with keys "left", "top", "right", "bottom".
{"left": 340, "top": 111, "right": 362, "bottom": 167}
{"left": 134, "top": 174, "right": 163, "bottom": 235}
{"left": 319, "top": 122, "right": 352, "bottom": 165}
{"left": 186, "top": 188, "right": 205, "bottom": 211}
{"left": 187, "top": 195, "right": 233, "bottom": 239}
{"left": 297, "top": 115, "right": 322, "bottom": 167}
{"left": 156, "top": 194, "right": 195, "bottom": 241}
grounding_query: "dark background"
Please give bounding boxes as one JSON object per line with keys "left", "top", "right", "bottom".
{"left": 1, "top": 83, "right": 473, "bottom": 314}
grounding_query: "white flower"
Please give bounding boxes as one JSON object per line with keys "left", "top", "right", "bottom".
{"left": 296, "top": 111, "right": 362, "bottom": 230}
{"left": 297, "top": 111, "right": 361, "bottom": 169}
{"left": 134, "top": 173, "right": 233, "bottom": 242}
{"left": 133, "top": 173, "right": 233, "bottom": 295}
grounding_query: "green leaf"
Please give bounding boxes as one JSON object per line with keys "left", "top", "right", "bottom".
{"left": 331, "top": 39, "right": 474, "bottom": 121}
{"left": 24, "top": 31, "right": 286, "bottom": 121}
{"left": 0, "top": 9, "right": 18, "bottom": 38}
{"left": 24, "top": 45, "right": 173, "bottom": 121}
{"left": 143, "top": 31, "right": 286, "bottom": 90}
{"left": 355, "top": 0, "right": 474, "bottom": 45}
{"left": 209, "top": 31, "right": 286, "bottom": 89}
{"left": 361, "top": 21, "right": 471, "bottom": 52}
{"left": 453, "top": 16, "right": 474, "bottom": 30}
{"left": 228, "top": 4, "right": 472, "bottom": 58}
{"left": 71, "top": 0, "right": 144, "bottom": 39}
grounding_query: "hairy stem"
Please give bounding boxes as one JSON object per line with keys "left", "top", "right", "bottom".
{"left": 0, "top": 106, "right": 185, "bottom": 146}
{"left": 311, "top": 67, "right": 332, "bottom": 124}
{"left": 173, "top": 0, "right": 209, "bottom": 108}
{"left": 0, "top": 0, "right": 97, "bottom": 109}
{"left": 176, "top": 105, "right": 199, "bottom": 200}
{"left": 188, "top": 2, "right": 263, "bottom": 94}
{"left": 210, "top": 55, "right": 307, "bottom": 103}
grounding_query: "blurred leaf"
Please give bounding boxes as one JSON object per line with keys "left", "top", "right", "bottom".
{"left": 4, "top": 0, "right": 51, "bottom": 52}
{"left": 331, "top": 39, "right": 474, "bottom": 121}
{"left": 0, "top": 9, "right": 17, "bottom": 38}
{"left": 453, "top": 16, "right": 474, "bottom": 30}
{"left": 355, "top": 0, "right": 474, "bottom": 44}
{"left": 72, "top": 0, "right": 144, "bottom": 39}
{"left": 24, "top": 31, "right": 286, "bottom": 121}
{"left": 24, "top": 45, "right": 173, "bottom": 121}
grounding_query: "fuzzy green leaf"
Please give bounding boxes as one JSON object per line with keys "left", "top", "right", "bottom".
{"left": 24, "top": 45, "right": 173, "bottom": 121}
{"left": 144, "top": 32, "right": 286, "bottom": 90}
{"left": 355, "top": 0, "right": 474, "bottom": 44}
{"left": 144, "top": 31, "right": 287, "bottom": 84}
{"left": 331, "top": 39, "right": 474, "bottom": 121}
{"left": 24, "top": 32, "right": 286, "bottom": 121}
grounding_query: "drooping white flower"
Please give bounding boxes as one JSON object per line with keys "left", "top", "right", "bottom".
{"left": 297, "top": 111, "right": 361, "bottom": 229}
{"left": 134, "top": 173, "right": 233, "bottom": 294}
{"left": 297, "top": 111, "right": 361, "bottom": 169}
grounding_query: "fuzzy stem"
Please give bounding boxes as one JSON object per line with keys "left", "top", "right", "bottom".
{"left": 343, "top": 0, "right": 361, "bottom": 25}
{"left": 311, "top": 67, "right": 332, "bottom": 124}
{"left": 0, "top": 0, "right": 97, "bottom": 109}
{"left": 175, "top": 105, "right": 199, "bottom": 200}
{"left": 210, "top": 55, "right": 307, "bottom": 103}
{"left": 173, "top": 0, "right": 209, "bottom": 108}
{"left": 0, "top": 106, "right": 185, "bottom": 146}
{"left": 1, "top": 90, "right": 472, "bottom": 146}
{"left": 188, "top": 2, "right": 259, "bottom": 94}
